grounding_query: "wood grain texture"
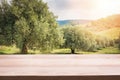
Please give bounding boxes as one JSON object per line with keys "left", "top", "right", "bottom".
{"left": 0, "top": 54, "right": 120, "bottom": 76}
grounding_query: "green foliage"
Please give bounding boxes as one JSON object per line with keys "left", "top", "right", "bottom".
{"left": 0, "top": 0, "right": 64, "bottom": 53}
{"left": 95, "top": 35, "right": 115, "bottom": 49}
{"left": 12, "top": 0, "right": 64, "bottom": 53}
{"left": 118, "top": 33, "right": 120, "bottom": 50}
{"left": 62, "top": 26, "right": 97, "bottom": 53}
{"left": 0, "top": 0, "right": 15, "bottom": 45}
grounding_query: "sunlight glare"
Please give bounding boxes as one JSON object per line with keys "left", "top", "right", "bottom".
{"left": 95, "top": 0, "right": 120, "bottom": 18}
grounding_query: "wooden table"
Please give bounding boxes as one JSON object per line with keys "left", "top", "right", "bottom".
{"left": 0, "top": 54, "right": 120, "bottom": 80}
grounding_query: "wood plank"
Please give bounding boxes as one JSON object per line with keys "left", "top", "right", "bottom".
{"left": 0, "top": 54, "right": 120, "bottom": 76}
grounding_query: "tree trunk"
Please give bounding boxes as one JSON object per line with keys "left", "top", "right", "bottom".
{"left": 71, "top": 48, "right": 75, "bottom": 54}
{"left": 21, "top": 41, "right": 28, "bottom": 54}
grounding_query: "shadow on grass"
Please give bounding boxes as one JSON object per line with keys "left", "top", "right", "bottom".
{"left": 0, "top": 52, "right": 6, "bottom": 55}
{"left": 103, "top": 53, "right": 120, "bottom": 54}
{"left": 51, "top": 53, "right": 81, "bottom": 54}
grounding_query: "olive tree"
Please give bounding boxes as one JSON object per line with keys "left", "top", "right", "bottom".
{"left": 0, "top": 0, "right": 64, "bottom": 54}
{"left": 62, "top": 26, "right": 96, "bottom": 54}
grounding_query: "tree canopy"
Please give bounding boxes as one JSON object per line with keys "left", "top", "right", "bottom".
{"left": 62, "top": 26, "right": 97, "bottom": 54}
{"left": 0, "top": 0, "right": 64, "bottom": 53}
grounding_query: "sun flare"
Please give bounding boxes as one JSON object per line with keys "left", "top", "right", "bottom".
{"left": 95, "top": 0, "right": 120, "bottom": 19}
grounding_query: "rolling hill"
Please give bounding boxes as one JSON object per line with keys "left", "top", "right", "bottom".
{"left": 57, "top": 19, "right": 92, "bottom": 26}
{"left": 85, "top": 14, "right": 120, "bottom": 32}
{"left": 84, "top": 14, "right": 120, "bottom": 39}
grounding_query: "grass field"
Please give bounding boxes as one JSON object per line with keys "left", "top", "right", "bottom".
{"left": 96, "top": 47, "right": 120, "bottom": 54}
{"left": 52, "top": 47, "right": 120, "bottom": 54}
{"left": 0, "top": 46, "right": 19, "bottom": 54}
{"left": 0, "top": 46, "right": 119, "bottom": 54}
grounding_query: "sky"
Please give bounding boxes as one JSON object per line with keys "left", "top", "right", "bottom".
{"left": 44, "top": 0, "right": 120, "bottom": 20}
{"left": 6, "top": 0, "right": 120, "bottom": 20}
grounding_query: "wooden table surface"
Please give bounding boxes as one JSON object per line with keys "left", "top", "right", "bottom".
{"left": 0, "top": 54, "right": 120, "bottom": 76}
